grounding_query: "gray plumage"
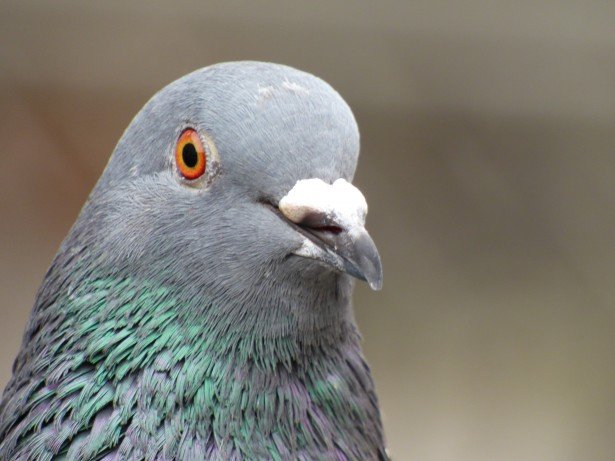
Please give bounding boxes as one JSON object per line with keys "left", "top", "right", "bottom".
{"left": 0, "top": 62, "right": 387, "bottom": 460}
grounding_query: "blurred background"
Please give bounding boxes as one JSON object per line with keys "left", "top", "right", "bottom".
{"left": 1, "top": 1, "right": 614, "bottom": 459}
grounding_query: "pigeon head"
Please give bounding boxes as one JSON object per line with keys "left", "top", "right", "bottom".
{"left": 73, "top": 62, "right": 381, "bottom": 335}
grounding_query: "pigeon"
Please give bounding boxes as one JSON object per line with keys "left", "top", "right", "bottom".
{"left": 0, "top": 61, "right": 386, "bottom": 460}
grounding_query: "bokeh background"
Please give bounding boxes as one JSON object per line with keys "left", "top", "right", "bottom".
{"left": 1, "top": 1, "right": 614, "bottom": 459}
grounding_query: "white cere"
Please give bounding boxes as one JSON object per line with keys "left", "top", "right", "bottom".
{"left": 279, "top": 178, "right": 368, "bottom": 230}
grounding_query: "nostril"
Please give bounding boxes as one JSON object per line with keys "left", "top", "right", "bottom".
{"left": 307, "top": 224, "right": 343, "bottom": 235}
{"left": 268, "top": 195, "right": 346, "bottom": 238}
{"left": 295, "top": 211, "right": 344, "bottom": 235}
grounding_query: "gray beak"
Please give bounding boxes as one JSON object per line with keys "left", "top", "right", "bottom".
{"left": 278, "top": 178, "right": 383, "bottom": 290}
{"left": 339, "top": 227, "right": 383, "bottom": 290}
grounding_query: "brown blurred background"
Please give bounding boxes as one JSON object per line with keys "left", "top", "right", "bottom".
{"left": 1, "top": 1, "right": 614, "bottom": 460}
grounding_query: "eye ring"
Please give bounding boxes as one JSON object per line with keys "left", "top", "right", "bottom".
{"left": 175, "top": 128, "right": 206, "bottom": 180}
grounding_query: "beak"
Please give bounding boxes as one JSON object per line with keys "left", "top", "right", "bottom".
{"left": 278, "top": 178, "right": 383, "bottom": 290}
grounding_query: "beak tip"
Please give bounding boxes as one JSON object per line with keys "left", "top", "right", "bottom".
{"left": 364, "top": 258, "right": 383, "bottom": 291}
{"left": 352, "top": 230, "right": 383, "bottom": 291}
{"left": 368, "top": 278, "right": 383, "bottom": 291}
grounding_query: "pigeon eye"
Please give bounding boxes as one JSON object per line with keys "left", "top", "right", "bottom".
{"left": 176, "top": 128, "right": 206, "bottom": 180}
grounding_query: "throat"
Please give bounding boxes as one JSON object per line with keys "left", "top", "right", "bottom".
{"left": 166, "top": 269, "right": 357, "bottom": 361}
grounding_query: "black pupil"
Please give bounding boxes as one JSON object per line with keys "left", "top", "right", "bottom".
{"left": 182, "top": 143, "right": 198, "bottom": 168}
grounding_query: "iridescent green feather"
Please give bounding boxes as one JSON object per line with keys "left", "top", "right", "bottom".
{"left": 0, "top": 273, "right": 385, "bottom": 460}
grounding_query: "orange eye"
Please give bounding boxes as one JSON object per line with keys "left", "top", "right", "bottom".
{"left": 175, "top": 128, "right": 206, "bottom": 180}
